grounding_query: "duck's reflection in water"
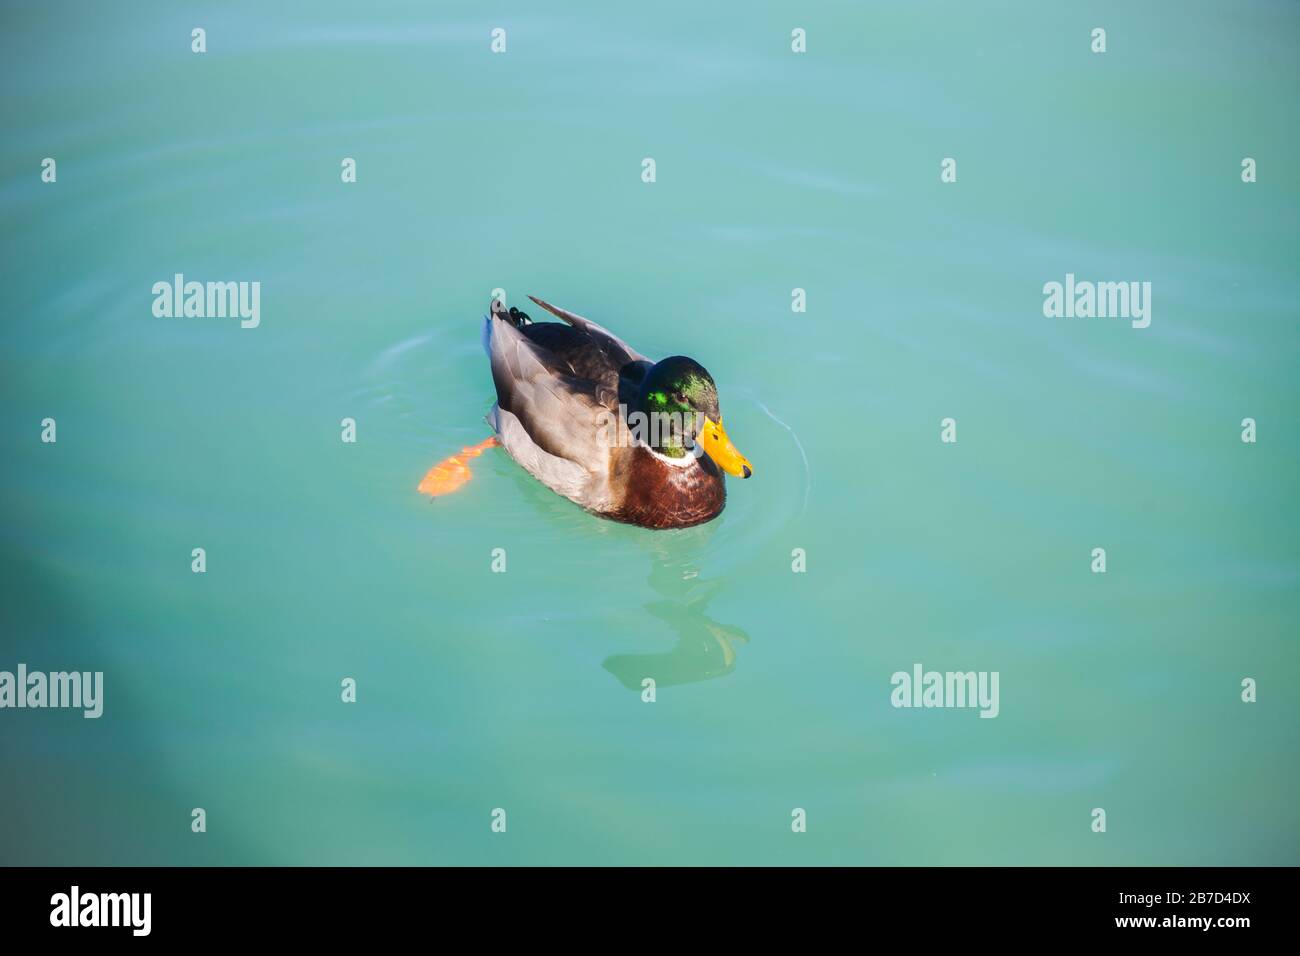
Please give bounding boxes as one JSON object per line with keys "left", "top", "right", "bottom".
{"left": 602, "top": 540, "right": 750, "bottom": 690}
{"left": 504, "top": 475, "right": 752, "bottom": 689}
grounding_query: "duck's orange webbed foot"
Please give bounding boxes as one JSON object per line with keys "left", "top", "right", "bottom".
{"left": 418, "top": 436, "right": 499, "bottom": 497}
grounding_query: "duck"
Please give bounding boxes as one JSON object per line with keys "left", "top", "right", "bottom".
{"left": 419, "top": 295, "right": 752, "bottom": 529}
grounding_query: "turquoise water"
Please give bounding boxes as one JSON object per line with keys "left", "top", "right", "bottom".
{"left": 2, "top": 1, "right": 1297, "bottom": 865}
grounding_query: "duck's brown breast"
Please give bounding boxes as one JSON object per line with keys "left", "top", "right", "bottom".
{"left": 605, "top": 446, "right": 726, "bottom": 529}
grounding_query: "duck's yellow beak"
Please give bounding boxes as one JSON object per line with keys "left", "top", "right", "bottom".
{"left": 700, "top": 417, "right": 752, "bottom": 478}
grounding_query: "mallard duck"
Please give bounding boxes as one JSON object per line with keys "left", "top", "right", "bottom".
{"left": 420, "top": 295, "right": 752, "bottom": 529}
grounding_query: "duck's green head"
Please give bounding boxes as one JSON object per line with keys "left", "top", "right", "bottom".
{"left": 636, "top": 356, "right": 752, "bottom": 478}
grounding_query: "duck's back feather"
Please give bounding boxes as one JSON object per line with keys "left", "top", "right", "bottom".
{"left": 485, "top": 311, "right": 605, "bottom": 460}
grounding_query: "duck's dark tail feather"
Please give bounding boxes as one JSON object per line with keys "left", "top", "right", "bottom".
{"left": 490, "top": 297, "right": 531, "bottom": 328}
